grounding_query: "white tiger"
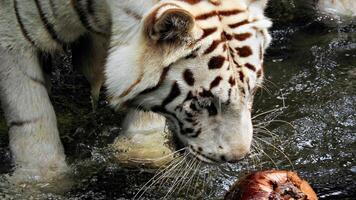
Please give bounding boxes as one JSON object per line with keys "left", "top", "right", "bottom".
{"left": 0, "top": 0, "right": 272, "bottom": 182}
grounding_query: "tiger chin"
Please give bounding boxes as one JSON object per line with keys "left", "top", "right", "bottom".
{"left": 0, "top": 0, "right": 272, "bottom": 183}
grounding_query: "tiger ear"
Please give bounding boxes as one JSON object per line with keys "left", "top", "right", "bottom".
{"left": 144, "top": 6, "right": 194, "bottom": 42}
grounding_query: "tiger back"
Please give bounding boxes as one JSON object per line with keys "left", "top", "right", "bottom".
{"left": 0, "top": 0, "right": 110, "bottom": 51}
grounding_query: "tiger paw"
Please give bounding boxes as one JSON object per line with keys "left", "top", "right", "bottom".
{"left": 112, "top": 111, "right": 175, "bottom": 168}
{"left": 5, "top": 165, "right": 73, "bottom": 196}
{"left": 112, "top": 128, "right": 175, "bottom": 168}
{"left": 8, "top": 159, "right": 70, "bottom": 184}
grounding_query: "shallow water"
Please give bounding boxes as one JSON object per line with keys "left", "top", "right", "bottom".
{"left": 0, "top": 23, "right": 355, "bottom": 199}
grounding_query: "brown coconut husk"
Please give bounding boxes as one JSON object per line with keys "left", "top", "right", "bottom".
{"left": 225, "top": 170, "right": 318, "bottom": 200}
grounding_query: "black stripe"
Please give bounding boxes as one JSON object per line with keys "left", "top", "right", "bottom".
{"left": 152, "top": 106, "right": 184, "bottom": 134}
{"left": 229, "top": 20, "right": 249, "bottom": 29}
{"left": 34, "top": 0, "right": 64, "bottom": 47}
{"left": 87, "top": 0, "right": 94, "bottom": 14}
{"left": 162, "top": 82, "right": 181, "bottom": 107}
{"left": 189, "top": 128, "right": 201, "bottom": 138}
{"left": 140, "top": 66, "right": 171, "bottom": 95}
{"left": 13, "top": 0, "right": 37, "bottom": 47}
{"left": 48, "top": 0, "right": 58, "bottom": 18}
{"left": 226, "top": 88, "right": 232, "bottom": 105}
{"left": 71, "top": 0, "right": 106, "bottom": 36}
{"left": 86, "top": 0, "right": 110, "bottom": 35}
{"left": 122, "top": 7, "right": 142, "bottom": 20}
{"left": 9, "top": 118, "right": 40, "bottom": 127}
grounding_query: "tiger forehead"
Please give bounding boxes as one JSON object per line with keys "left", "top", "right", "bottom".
{"left": 154, "top": 0, "right": 264, "bottom": 94}
{"left": 175, "top": 0, "right": 248, "bottom": 14}
{"left": 180, "top": 0, "right": 221, "bottom": 5}
{"left": 155, "top": 0, "right": 249, "bottom": 27}
{"left": 154, "top": 0, "right": 247, "bottom": 16}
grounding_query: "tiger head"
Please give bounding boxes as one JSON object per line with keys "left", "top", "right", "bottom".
{"left": 106, "top": 0, "right": 272, "bottom": 163}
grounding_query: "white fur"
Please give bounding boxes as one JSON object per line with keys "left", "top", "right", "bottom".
{"left": 0, "top": 0, "right": 165, "bottom": 183}
{"left": 318, "top": 0, "right": 356, "bottom": 17}
{"left": 121, "top": 110, "right": 166, "bottom": 136}
{"left": 0, "top": 0, "right": 272, "bottom": 182}
{"left": 0, "top": 0, "right": 111, "bottom": 182}
{"left": 105, "top": 0, "right": 272, "bottom": 163}
{"left": 0, "top": 47, "right": 68, "bottom": 182}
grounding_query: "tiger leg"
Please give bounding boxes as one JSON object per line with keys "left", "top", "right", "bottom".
{"left": 72, "top": 33, "right": 109, "bottom": 111}
{"left": 0, "top": 47, "right": 68, "bottom": 182}
{"left": 121, "top": 110, "right": 167, "bottom": 136}
{"left": 114, "top": 110, "right": 171, "bottom": 164}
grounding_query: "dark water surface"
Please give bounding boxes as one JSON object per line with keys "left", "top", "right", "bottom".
{"left": 0, "top": 24, "right": 355, "bottom": 199}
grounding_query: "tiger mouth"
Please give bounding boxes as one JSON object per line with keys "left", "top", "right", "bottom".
{"left": 188, "top": 146, "right": 219, "bottom": 163}
{"left": 168, "top": 125, "right": 220, "bottom": 163}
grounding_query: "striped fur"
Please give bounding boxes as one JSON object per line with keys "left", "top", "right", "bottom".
{"left": 0, "top": 0, "right": 272, "bottom": 182}
{"left": 0, "top": 0, "right": 111, "bottom": 182}
{"left": 106, "top": 0, "right": 272, "bottom": 163}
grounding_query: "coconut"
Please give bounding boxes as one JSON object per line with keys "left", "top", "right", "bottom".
{"left": 225, "top": 170, "right": 318, "bottom": 200}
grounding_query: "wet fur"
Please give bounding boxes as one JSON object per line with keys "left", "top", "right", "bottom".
{"left": 0, "top": 0, "right": 275, "bottom": 182}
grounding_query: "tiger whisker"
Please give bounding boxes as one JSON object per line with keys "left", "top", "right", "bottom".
{"left": 134, "top": 154, "right": 186, "bottom": 200}
{"left": 252, "top": 107, "right": 284, "bottom": 120}
{"left": 267, "top": 119, "right": 295, "bottom": 129}
{"left": 256, "top": 77, "right": 279, "bottom": 98}
{"left": 162, "top": 152, "right": 193, "bottom": 199}
{"left": 185, "top": 160, "right": 201, "bottom": 192}
{"left": 257, "top": 83, "right": 273, "bottom": 95}
{"left": 254, "top": 127, "right": 282, "bottom": 144}
{"left": 254, "top": 136, "right": 294, "bottom": 170}
{"left": 263, "top": 78, "right": 278, "bottom": 88}
{"left": 200, "top": 170, "right": 208, "bottom": 196}
{"left": 174, "top": 158, "right": 200, "bottom": 196}
{"left": 155, "top": 153, "right": 188, "bottom": 188}
{"left": 157, "top": 151, "right": 192, "bottom": 190}
{"left": 175, "top": 158, "right": 197, "bottom": 187}
{"left": 254, "top": 139, "right": 269, "bottom": 167}
{"left": 248, "top": 149, "right": 259, "bottom": 170}
{"left": 251, "top": 142, "right": 263, "bottom": 169}
{"left": 189, "top": 161, "right": 203, "bottom": 197}
{"left": 254, "top": 118, "right": 294, "bottom": 130}
{"left": 252, "top": 143, "right": 279, "bottom": 169}
{"left": 162, "top": 172, "right": 188, "bottom": 198}
{"left": 128, "top": 147, "right": 186, "bottom": 162}
{"left": 157, "top": 151, "right": 190, "bottom": 185}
